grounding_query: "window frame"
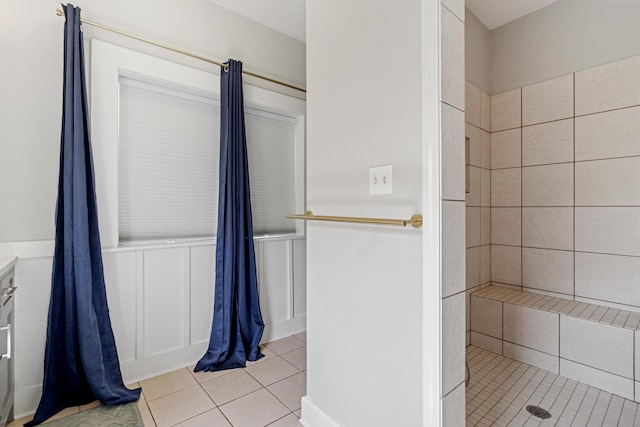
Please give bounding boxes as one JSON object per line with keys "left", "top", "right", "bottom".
{"left": 91, "top": 39, "right": 305, "bottom": 248}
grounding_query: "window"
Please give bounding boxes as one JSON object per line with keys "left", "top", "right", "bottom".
{"left": 91, "top": 40, "right": 305, "bottom": 247}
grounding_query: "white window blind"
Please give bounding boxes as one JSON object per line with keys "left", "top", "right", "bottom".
{"left": 118, "top": 75, "right": 298, "bottom": 244}
{"left": 245, "top": 109, "right": 297, "bottom": 235}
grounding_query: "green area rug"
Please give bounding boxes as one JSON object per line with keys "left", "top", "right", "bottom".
{"left": 44, "top": 403, "right": 143, "bottom": 427}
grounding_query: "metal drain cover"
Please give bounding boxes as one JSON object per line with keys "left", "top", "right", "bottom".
{"left": 526, "top": 405, "right": 552, "bottom": 419}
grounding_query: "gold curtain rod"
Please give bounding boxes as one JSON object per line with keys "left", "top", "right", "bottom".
{"left": 55, "top": 9, "right": 306, "bottom": 93}
{"left": 286, "top": 211, "right": 423, "bottom": 228}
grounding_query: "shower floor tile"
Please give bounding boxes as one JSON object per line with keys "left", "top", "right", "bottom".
{"left": 466, "top": 345, "right": 640, "bottom": 426}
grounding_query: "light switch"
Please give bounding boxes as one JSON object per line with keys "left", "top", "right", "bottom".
{"left": 369, "top": 165, "right": 392, "bottom": 195}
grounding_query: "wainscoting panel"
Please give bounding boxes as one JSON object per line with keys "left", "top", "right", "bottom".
{"left": 189, "top": 245, "right": 216, "bottom": 346}
{"left": 103, "top": 251, "right": 137, "bottom": 363}
{"left": 11, "top": 236, "right": 306, "bottom": 418}
{"left": 142, "top": 247, "right": 186, "bottom": 358}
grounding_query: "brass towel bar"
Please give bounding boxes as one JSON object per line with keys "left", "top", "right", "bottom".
{"left": 285, "top": 211, "right": 423, "bottom": 228}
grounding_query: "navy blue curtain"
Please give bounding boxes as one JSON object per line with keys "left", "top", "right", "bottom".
{"left": 195, "top": 60, "right": 265, "bottom": 372}
{"left": 26, "top": 5, "right": 141, "bottom": 426}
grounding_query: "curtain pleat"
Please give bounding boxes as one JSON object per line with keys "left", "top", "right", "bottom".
{"left": 26, "top": 4, "right": 141, "bottom": 425}
{"left": 195, "top": 60, "right": 265, "bottom": 372}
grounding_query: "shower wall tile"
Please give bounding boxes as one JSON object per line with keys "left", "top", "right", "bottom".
{"left": 480, "top": 207, "right": 491, "bottom": 246}
{"left": 442, "top": 293, "right": 465, "bottom": 395}
{"left": 441, "top": 5, "right": 464, "bottom": 110}
{"left": 575, "top": 207, "right": 640, "bottom": 256}
{"left": 479, "top": 245, "right": 491, "bottom": 285}
{"left": 575, "top": 252, "right": 640, "bottom": 307}
{"left": 491, "top": 88, "right": 521, "bottom": 132}
{"left": 503, "top": 341, "right": 559, "bottom": 374}
{"left": 560, "top": 315, "right": 634, "bottom": 379}
{"left": 465, "top": 82, "right": 481, "bottom": 127}
{"left": 522, "top": 248, "right": 573, "bottom": 296}
{"left": 480, "top": 169, "right": 490, "bottom": 207}
{"left": 480, "top": 91, "right": 491, "bottom": 132}
{"left": 491, "top": 245, "right": 521, "bottom": 286}
{"left": 442, "top": 382, "right": 465, "bottom": 427}
{"left": 575, "top": 157, "right": 640, "bottom": 206}
{"left": 480, "top": 129, "right": 491, "bottom": 169}
{"left": 522, "top": 207, "right": 574, "bottom": 251}
{"left": 470, "top": 331, "right": 502, "bottom": 355}
{"left": 522, "top": 163, "right": 574, "bottom": 207}
{"left": 575, "top": 106, "right": 640, "bottom": 161}
{"left": 491, "top": 128, "right": 521, "bottom": 169}
{"left": 466, "top": 288, "right": 475, "bottom": 332}
{"left": 636, "top": 331, "right": 640, "bottom": 382}
{"left": 491, "top": 168, "right": 521, "bottom": 207}
{"left": 522, "top": 119, "right": 574, "bottom": 166}
{"left": 491, "top": 208, "right": 521, "bottom": 246}
{"left": 466, "top": 207, "right": 481, "bottom": 248}
{"left": 466, "top": 166, "right": 481, "bottom": 206}
{"left": 471, "top": 297, "right": 502, "bottom": 338}
{"left": 441, "top": 0, "right": 465, "bottom": 22}
{"left": 522, "top": 74, "right": 574, "bottom": 126}
{"left": 560, "top": 358, "right": 634, "bottom": 401}
{"left": 575, "top": 55, "right": 640, "bottom": 116}
{"left": 442, "top": 102, "right": 466, "bottom": 201}
{"left": 503, "top": 304, "right": 559, "bottom": 356}
{"left": 442, "top": 201, "right": 466, "bottom": 297}
{"left": 466, "top": 247, "right": 480, "bottom": 289}
{"left": 465, "top": 123, "right": 481, "bottom": 167}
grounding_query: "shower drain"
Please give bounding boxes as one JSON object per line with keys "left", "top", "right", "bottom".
{"left": 526, "top": 405, "right": 552, "bottom": 419}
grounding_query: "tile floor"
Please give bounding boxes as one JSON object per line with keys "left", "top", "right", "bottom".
{"left": 9, "top": 332, "right": 306, "bottom": 427}
{"left": 15, "top": 336, "right": 637, "bottom": 426}
{"left": 467, "top": 345, "right": 640, "bottom": 426}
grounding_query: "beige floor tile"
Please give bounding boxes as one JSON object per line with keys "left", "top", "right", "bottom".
{"left": 138, "top": 401, "right": 157, "bottom": 427}
{"left": 8, "top": 416, "right": 33, "bottom": 427}
{"left": 174, "top": 408, "right": 232, "bottom": 426}
{"left": 147, "top": 384, "right": 215, "bottom": 427}
{"left": 267, "top": 413, "right": 302, "bottom": 426}
{"left": 246, "top": 347, "right": 278, "bottom": 367}
{"left": 280, "top": 347, "right": 306, "bottom": 371}
{"left": 219, "top": 389, "right": 289, "bottom": 427}
{"left": 263, "top": 336, "right": 305, "bottom": 355}
{"left": 245, "top": 357, "right": 300, "bottom": 386}
{"left": 141, "top": 368, "right": 198, "bottom": 401}
{"left": 294, "top": 409, "right": 301, "bottom": 418}
{"left": 189, "top": 364, "right": 237, "bottom": 384}
{"left": 267, "top": 372, "right": 306, "bottom": 411}
{"left": 201, "top": 369, "right": 262, "bottom": 405}
{"left": 79, "top": 400, "right": 101, "bottom": 411}
{"left": 294, "top": 332, "right": 306, "bottom": 342}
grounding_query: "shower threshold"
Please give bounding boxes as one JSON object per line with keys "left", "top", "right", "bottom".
{"left": 466, "top": 346, "right": 640, "bottom": 426}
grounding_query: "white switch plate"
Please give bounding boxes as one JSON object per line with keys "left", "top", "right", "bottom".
{"left": 369, "top": 164, "right": 392, "bottom": 195}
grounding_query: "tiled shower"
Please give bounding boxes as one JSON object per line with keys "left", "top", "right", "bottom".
{"left": 466, "top": 54, "right": 640, "bottom": 404}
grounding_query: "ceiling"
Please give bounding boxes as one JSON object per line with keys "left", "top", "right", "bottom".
{"left": 206, "top": 0, "right": 563, "bottom": 42}
{"left": 206, "top": 0, "right": 306, "bottom": 42}
{"left": 466, "top": 0, "right": 561, "bottom": 30}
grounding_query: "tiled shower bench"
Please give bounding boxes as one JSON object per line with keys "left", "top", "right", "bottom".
{"left": 470, "top": 284, "right": 640, "bottom": 402}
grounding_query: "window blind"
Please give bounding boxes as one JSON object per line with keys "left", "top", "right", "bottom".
{"left": 118, "top": 75, "right": 297, "bottom": 243}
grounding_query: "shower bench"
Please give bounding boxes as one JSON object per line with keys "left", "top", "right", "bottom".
{"left": 470, "top": 284, "right": 640, "bottom": 403}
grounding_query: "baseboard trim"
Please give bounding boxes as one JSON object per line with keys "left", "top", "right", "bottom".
{"left": 300, "top": 396, "right": 342, "bottom": 427}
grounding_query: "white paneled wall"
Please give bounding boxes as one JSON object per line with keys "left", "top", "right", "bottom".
{"left": 13, "top": 237, "right": 305, "bottom": 418}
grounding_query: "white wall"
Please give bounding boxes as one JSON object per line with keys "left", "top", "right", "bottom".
{"left": 303, "top": 0, "right": 446, "bottom": 425}
{"left": 490, "top": 0, "right": 640, "bottom": 94}
{"left": 464, "top": 9, "right": 491, "bottom": 94}
{"left": 0, "top": 0, "right": 305, "bottom": 242}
